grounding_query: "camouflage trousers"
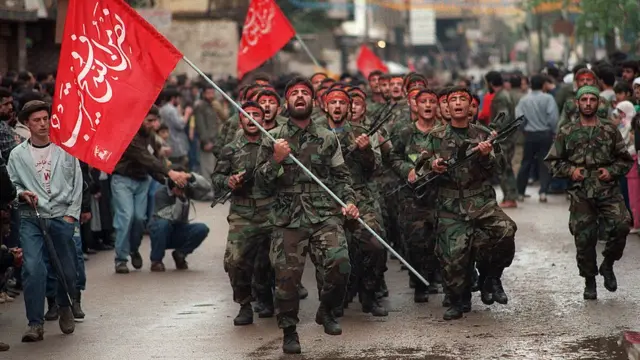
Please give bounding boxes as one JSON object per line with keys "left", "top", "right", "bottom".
{"left": 381, "top": 179, "right": 403, "bottom": 254}
{"left": 271, "top": 216, "right": 351, "bottom": 329}
{"left": 223, "top": 211, "right": 273, "bottom": 305}
{"left": 344, "top": 211, "right": 386, "bottom": 292}
{"left": 399, "top": 198, "right": 437, "bottom": 286}
{"left": 436, "top": 202, "right": 517, "bottom": 296}
{"left": 498, "top": 141, "right": 518, "bottom": 202}
{"left": 568, "top": 189, "right": 630, "bottom": 278}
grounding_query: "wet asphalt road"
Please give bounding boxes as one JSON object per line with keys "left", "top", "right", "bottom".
{"left": 1, "top": 187, "right": 639, "bottom": 360}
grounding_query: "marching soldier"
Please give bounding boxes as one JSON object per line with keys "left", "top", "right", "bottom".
{"left": 390, "top": 89, "right": 441, "bottom": 302}
{"left": 324, "top": 88, "right": 388, "bottom": 317}
{"left": 544, "top": 86, "right": 632, "bottom": 300}
{"left": 213, "top": 102, "right": 275, "bottom": 325}
{"left": 254, "top": 77, "right": 359, "bottom": 354}
{"left": 417, "top": 86, "right": 517, "bottom": 320}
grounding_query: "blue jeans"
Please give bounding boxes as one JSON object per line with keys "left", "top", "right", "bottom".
{"left": 146, "top": 179, "right": 162, "bottom": 222}
{"left": 111, "top": 174, "right": 150, "bottom": 263}
{"left": 20, "top": 216, "right": 77, "bottom": 326}
{"left": 46, "top": 223, "right": 86, "bottom": 296}
{"left": 148, "top": 218, "right": 209, "bottom": 262}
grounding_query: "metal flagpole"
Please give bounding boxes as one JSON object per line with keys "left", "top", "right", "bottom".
{"left": 294, "top": 33, "right": 322, "bottom": 68}
{"left": 181, "top": 56, "right": 429, "bottom": 287}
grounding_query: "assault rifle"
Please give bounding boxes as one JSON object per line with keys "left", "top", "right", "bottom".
{"left": 343, "top": 109, "right": 396, "bottom": 157}
{"left": 412, "top": 114, "right": 525, "bottom": 199}
{"left": 210, "top": 169, "right": 252, "bottom": 208}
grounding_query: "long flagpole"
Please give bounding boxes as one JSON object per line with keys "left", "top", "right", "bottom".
{"left": 180, "top": 56, "right": 429, "bottom": 287}
{"left": 294, "top": 33, "right": 322, "bottom": 68}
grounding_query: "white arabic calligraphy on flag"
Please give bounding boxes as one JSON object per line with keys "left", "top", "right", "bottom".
{"left": 240, "top": 0, "right": 275, "bottom": 54}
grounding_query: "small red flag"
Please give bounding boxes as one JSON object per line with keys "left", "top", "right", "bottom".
{"left": 356, "top": 45, "right": 388, "bottom": 78}
{"left": 50, "top": 0, "right": 182, "bottom": 173}
{"left": 237, "top": 0, "right": 296, "bottom": 79}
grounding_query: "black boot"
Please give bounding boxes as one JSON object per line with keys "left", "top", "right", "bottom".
{"left": 598, "top": 259, "right": 617, "bottom": 292}
{"left": 72, "top": 291, "right": 85, "bottom": 319}
{"left": 282, "top": 326, "right": 301, "bottom": 354}
{"left": 333, "top": 303, "right": 344, "bottom": 318}
{"left": 315, "top": 303, "right": 342, "bottom": 335}
{"left": 414, "top": 283, "right": 429, "bottom": 303}
{"left": 361, "top": 291, "right": 388, "bottom": 317}
{"left": 441, "top": 293, "right": 451, "bottom": 307}
{"left": 471, "top": 268, "right": 480, "bottom": 292}
{"left": 233, "top": 303, "right": 254, "bottom": 326}
{"left": 480, "top": 277, "right": 495, "bottom": 305}
{"left": 491, "top": 278, "right": 508, "bottom": 305}
{"left": 443, "top": 295, "right": 464, "bottom": 321}
{"left": 461, "top": 290, "right": 472, "bottom": 313}
{"left": 258, "top": 294, "right": 274, "bottom": 318}
{"left": 583, "top": 277, "right": 597, "bottom": 300}
{"left": 45, "top": 297, "right": 59, "bottom": 321}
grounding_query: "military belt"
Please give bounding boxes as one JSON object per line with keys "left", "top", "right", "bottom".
{"left": 280, "top": 183, "right": 323, "bottom": 193}
{"left": 438, "top": 187, "right": 486, "bottom": 199}
{"left": 231, "top": 197, "right": 274, "bottom": 207}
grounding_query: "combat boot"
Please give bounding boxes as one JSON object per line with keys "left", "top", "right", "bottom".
{"left": 333, "top": 304, "right": 344, "bottom": 318}
{"left": 491, "top": 278, "right": 508, "bottom": 305}
{"left": 361, "top": 291, "right": 388, "bottom": 317}
{"left": 583, "top": 277, "right": 597, "bottom": 300}
{"left": 443, "top": 295, "right": 464, "bottom": 321}
{"left": 599, "top": 259, "right": 617, "bottom": 292}
{"left": 282, "top": 326, "right": 301, "bottom": 354}
{"left": 461, "top": 290, "right": 472, "bottom": 313}
{"left": 233, "top": 303, "right": 254, "bottom": 326}
{"left": 480, "top": 277, "right": 495, "bottom": 305}
{"left": 315, "top": 303, "right": 342, "bottom": 335}
{"left": 72, "top": 291, "right": 85, "bottom": 319}
{"left": 258, "top": 294, "right": 274, "bottom": 318}
{"left": 414, "top": 283, "right": 429, "bottom": 303}
{"left": 45, "top": 297, "right": 59, "bottom": 321}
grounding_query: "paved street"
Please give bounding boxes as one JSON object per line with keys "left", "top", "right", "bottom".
{"left": 1, "top": 188, "right": 639, "bottom": 360}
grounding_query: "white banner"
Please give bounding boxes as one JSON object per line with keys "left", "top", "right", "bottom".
{"left": 409, "top": 9, "right": 436, "bottom": 46}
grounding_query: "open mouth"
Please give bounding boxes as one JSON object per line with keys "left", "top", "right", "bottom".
{"left": 294, "top": 101, "right": 305, "bottom": 109}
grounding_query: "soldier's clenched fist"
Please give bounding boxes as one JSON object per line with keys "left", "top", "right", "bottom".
{"left": 273, "top": 139, "right": 291, "bottom": 164}
{"left": 342, "top": 203, "right": 360, "bottom": 219}
{"left": 355, "top": 134, "right": 370, "bottom": 150}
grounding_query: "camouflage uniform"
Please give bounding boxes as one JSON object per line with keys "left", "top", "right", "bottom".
{"left": 330, "top": 122, "right": 386, "bottom": 296}
{"left": 419, "top": 124, "right": 517, "bottom": 299}
{"left": 544, "top": 120, "right": 632, "bottom": 278}
{"left": 213, "top": 134, "right": 274, "bottom": 306}
{"left": 254, "top": 120, "right": 355, "bottom": 329}
{"left": 490, "top": 88, "right": 518, "bottom": 202}
{"left": 390, "top": 121, "right": 438, "bottom": 289}
{"left": 366, "top": 100, "right": 384, "bottom": 119}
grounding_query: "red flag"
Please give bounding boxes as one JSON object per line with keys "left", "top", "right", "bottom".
{"left": 237, "top": 0, "right": 296, "bottom": 79}
{"left": 50, "top": 0, "right": 182, "bottom": 173}
{"left": 356, "top": 45, "right": 388, "bottom": 78}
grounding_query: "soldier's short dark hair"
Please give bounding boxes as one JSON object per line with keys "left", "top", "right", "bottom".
{"left": 252, "top": 72, "right": 271, "bottom": 83}
{"left": 484, "top": 71, "right": 503, "bottom": 87}
{"left": 446, "top": 86, "right": 472, "bottom": 100}
{"left": 256, "top": 89, "right": 281, "bottom": 105}
{"left": 368, "top": 70, "right": 383, "bottom": 80}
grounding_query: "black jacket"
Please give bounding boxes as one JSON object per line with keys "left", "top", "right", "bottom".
{"left": 0, "top": 155, "right": 16, "bottom": 207}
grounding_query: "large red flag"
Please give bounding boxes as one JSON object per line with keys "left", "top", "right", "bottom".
{"left": 50, "top": 0, "right": 182, "bottom": 173}
{"left": 237, "top": 0, "right": 296, "bottom": 79}
{"left": 356, "top": 45, "right": 388, "bottom": 78}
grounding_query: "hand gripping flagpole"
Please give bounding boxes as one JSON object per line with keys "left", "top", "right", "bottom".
{"left": 182, "top": 57, "right": 429, "bottom": 288}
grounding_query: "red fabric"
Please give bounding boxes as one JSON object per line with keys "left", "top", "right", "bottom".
{"left": 237, "top": 0, "right": 295, "bottom": 79}
{"left": 50, "top": 0, "right": 182, "bottom": 173}
{"left": 477, "top": 92, "right": 495, "bottom": 126}
{"left": 356, "top": 45, "right": 388, "bottom": 78}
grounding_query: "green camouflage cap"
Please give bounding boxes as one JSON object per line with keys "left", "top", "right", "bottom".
{"left": 575, "top": 85, "right": 600, "bottom": 100}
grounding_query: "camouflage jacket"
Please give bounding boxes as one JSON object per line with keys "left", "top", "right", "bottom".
{"left": 311, "top": 106, "right": 326, "bottom": 124}
{"left": 544, "top": 119, "right": 633, "bottom": 198}
{"left": 212, "top": 133, "right": 273, "bottom": 220}
{"left": 557, "top": 97, "right": 610, "bottom": 131}
{"left": 366, "top": 100, "right": 385, "bottom": 119}
{"left": 417, "top": 124, "right": 499, "bottom": 217}
{"left": 254, "top": 119, "right": 356, "bottom": 228}
{"left": 489, "top": 88, "right": 515, "bottom": 135}
{"left": 330, "top": 122, "right": 380, "bottom": 214}
{"left": 390, "top": 121, "right": 434, "bottom": 180}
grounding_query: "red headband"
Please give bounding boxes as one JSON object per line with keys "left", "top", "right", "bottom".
{"left": 258, "top": 94, "right": 279, "bottom": 105}
{"left": 325, "top": 90, "right": 350, "bottom": 104}
{"left": 438, "top": 94, "right": 448, "bottom": 102}
{"left": 408, "top": 88, "right": 421, "bottom": 100}
{"left": 446, "top": 91, "right": 471, "bottom": 102}
{"left": 241, "top": 105, "right": 262, "bottom": 117}
{"left": 286, "top": 84, "right": 312, "bottom": 99}
{"left": 417, "top": 92, "right": 437, "bottom": 102}
{"left": 576, "top": 72, "right": 595, "bottom": 82}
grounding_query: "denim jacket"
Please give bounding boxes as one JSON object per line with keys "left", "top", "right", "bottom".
{"left": 6, "top": 141, "right": 83, "bottom": 219}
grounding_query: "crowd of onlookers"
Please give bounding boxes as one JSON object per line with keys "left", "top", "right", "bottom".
{"left": 0, "top": 56, "right": 639, "bottom": 350}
